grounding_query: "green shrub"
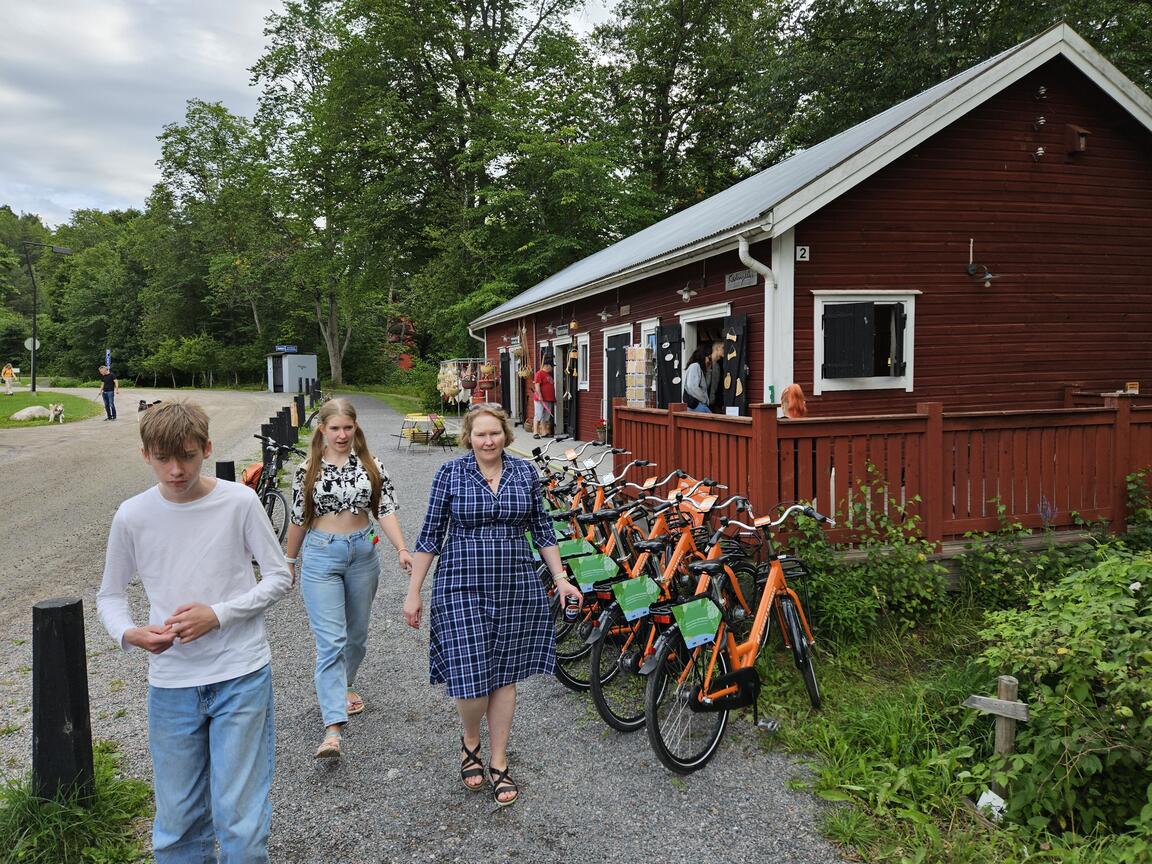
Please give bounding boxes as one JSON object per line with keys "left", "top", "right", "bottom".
{"left": 956, "top": 503, "right": 1036, "bottom": 609}
{"left": 0, "top": 740, "right": 151, "bottom": 863}
{"left": 1126, "top": 468, "right": 1152, "bottom": 552}
{"left": 977, "top": 550, "right": 1152, "bottom": 834}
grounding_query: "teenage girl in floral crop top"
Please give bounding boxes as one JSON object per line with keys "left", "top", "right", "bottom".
{"left": 286, "top": 398, "right": 412, "bottom": 759}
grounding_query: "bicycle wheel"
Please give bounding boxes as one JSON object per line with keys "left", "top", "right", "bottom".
{"left": 552, "top": 597, "right": 596, "bottom": 692}
{"left": 589, "top": 605, "right": 651, "bottom": 732}
{"left": 780, "top": 596, "right": 821, "bottom": 710}
{"left": 262, "top": 489, "right": 289, "bottom": 544}
{"left": 645, "top": 635, "right": 729, "bottom": 774}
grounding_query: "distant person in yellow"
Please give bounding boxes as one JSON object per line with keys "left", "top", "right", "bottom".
{"left": 2, "top": 363, "right": 15, "bottom": 395}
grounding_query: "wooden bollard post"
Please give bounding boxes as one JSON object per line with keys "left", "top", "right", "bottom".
{"left": 32, "top": 598, "right": 95, "bottom": 803}
{"left": 215, "top": 461, "right": 236, "bottom": 482}
{"left": 294, "top": 395, "right": 306, "bottom": 428}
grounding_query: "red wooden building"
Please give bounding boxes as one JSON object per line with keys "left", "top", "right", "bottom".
{"left": 469, "top": 25, "right": 1152, "bottom": 442}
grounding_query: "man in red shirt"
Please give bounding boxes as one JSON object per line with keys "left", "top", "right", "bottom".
{"left": 532, "top": 359, "right": 556, "bottom": 439}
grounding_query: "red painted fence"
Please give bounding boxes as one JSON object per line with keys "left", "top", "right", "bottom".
{"left": 612, "top": 395, "right": 1152, "bottom": 543}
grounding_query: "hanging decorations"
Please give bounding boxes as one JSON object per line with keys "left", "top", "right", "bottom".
{"left": 436, "top": 362, "right": 462, "bottom": 400}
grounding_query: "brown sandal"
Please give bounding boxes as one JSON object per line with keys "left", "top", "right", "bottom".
{"left": 314, "top": 731, "right": 342, "bottom": 759}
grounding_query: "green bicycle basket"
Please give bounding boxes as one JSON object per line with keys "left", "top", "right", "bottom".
{"left": 566, "top": 553, "right": 620, "bottom": 592}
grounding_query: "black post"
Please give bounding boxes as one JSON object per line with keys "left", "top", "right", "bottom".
{"left": 310, "top": 381, "right": 320, "bottom": 407}
{"left": 32, "top": 598, "right": 94, "bottom": 803}
{"left": 276, "top": 411, "right": 290, "bottom": 445}
{"left": 215, "top": 461, "right": 236, "bottom": 482}
{"left": 284, "top": 407, "right": 298, "bottom": 444}
{"left": 294, "top": 395, "right": 306, "bottom": 429}
{"left": 297, "top": 376, "right": 304, "bottom": 394}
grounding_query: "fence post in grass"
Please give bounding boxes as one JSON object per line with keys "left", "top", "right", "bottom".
{"left": 215, "top": 461, "right": 236, "bottom": 482}
{"left": 32, "top": 597, "right": 94, "bottom": 803}
{"left": 962, "top": 674, "right": 1028, "bottom": 797}
{"left": 294, "top": 395, "right": 306, "bottom": 428}
{"left": 917, "top": 402, "right": 944, "bottom": 548}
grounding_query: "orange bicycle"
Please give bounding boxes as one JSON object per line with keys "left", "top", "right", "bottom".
{"left": 641, "top": 501, "right": 832, "bottom": 773}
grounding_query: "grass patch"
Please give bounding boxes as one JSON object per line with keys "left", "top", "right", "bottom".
{"left": 0, "top": 740, "right": 151, "bottom": 863}
{"left": 756, "top": 605, "right": 1142, "bottom": 863}
{"left": 0, "top": 392, "right": 103, "bottom": 429}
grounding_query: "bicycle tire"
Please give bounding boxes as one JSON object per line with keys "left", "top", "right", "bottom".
{"left": 644, "top": 634, "right": 729, "bottom": 774}
{"left": 552, "top": 597, "right": 596, "bottom": 692}
{"left": 262, "top": 489, "right": 289, "bottom": 544}
{"left": 589, "top": 605, "right": 650, "bottom": 732}
{"left": 780, "top": 596, "right": 821, "bottom": 710}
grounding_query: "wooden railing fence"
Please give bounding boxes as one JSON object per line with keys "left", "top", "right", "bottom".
{"left": 612, "top": 395, "right": 1152, "bottom": 543}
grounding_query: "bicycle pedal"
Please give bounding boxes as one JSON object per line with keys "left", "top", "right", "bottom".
{"left": 756, "top": 717, "right": 780, "bottom": 734}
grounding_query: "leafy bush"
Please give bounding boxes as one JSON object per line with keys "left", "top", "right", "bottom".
{"left": 956, "top": 503, "right": 1036, "bottom": 609}
{"left": 1126, "top": 468, "right": 1152, "bottom": 552}
{"left": 977, "top": 550, "right": 1152, "bottom": 834}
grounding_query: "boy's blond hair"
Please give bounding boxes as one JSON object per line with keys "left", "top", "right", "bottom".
{"left": 138, "top": 401, "right": 210, "bottom": 455}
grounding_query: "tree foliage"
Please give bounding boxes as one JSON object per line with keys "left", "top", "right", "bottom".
{"left": 1, "top": 0, "right": 1148, "bottom": 383}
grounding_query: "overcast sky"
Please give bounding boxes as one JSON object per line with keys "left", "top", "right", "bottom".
{"left": 1, "top": 1, "right": 611, "bottom": 229}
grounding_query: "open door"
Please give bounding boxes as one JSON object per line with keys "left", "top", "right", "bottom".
{"left": 655, "top": 323, "right": 683, "bottom": 408}
{"left": 720, "top": 314, "right": 749, "bottom": 415}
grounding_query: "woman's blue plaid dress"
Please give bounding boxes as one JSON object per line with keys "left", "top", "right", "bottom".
{"left": 414, "top": 452, "right": 557, "bottom": 699}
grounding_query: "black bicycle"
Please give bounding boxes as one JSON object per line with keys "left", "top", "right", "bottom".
{"left": 252, "top": 435, "right": 306, "bottom": 542}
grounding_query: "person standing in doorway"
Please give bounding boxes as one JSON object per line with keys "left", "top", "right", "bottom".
{"left": 683, "top": 342, "right": 723, "bottom": 413}
{"left": 706, "top": 341, "right": 726, "bottom": 413}
{"left": 532, "top": 359, "right": 556, "bottom": 439}
{"left": 98, "top": 365, "right": 119, "bottom": 420}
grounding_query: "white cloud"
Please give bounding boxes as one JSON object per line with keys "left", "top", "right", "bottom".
{"left": 0, "top": 0, "right": 280, "bottom": 226}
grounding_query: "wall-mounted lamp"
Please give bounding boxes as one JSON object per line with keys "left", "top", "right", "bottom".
{"left": 966, "top": 238, "right": 999, "bottom": 287}
{"left": 677, "top": 283, "right": 698, "bottom": 303}
{"left": 597, "top": 307, "right": 614, "bottom": 322}
{"left": 1035, "top": 85, "right": 1047, "bottom": 101}
{"left": 545, "top": 322, "right": 556, "bottom": 334}
{"left": 1032, "top": 146, "right": 1046, "bottom": 161}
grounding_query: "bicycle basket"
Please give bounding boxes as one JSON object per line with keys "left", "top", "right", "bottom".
{"left": 241, "top": 462, "right": 263, "bottom": 490}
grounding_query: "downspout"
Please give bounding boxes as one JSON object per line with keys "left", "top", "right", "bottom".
{"left": 467, "top": 323, "right": 488, "bottom": 355}
{"left": 738, "top": 234, "right": 778, "bottom": 405}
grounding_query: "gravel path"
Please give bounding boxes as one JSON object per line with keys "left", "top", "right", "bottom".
{"left": 0, "top": 389, "right": 846, "bottom": 864}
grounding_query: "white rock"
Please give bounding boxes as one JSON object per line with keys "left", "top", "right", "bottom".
{"left": 10, "top": 406, "right": 50, "bottom": 421}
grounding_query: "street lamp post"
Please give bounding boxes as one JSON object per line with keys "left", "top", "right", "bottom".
{"left": 21, "top": 242, "right": 71, "bottom": 394}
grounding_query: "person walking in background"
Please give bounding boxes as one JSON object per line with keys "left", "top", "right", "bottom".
{"left": 532, "top": 358, "right": 556, "bottom": 439}
{"left": 2, "top": 363, "right": 15, "bottom": 395}
{"left": 403, "top": 405, "right": 581, "bottom": 807}
{"left": 285, "top": 398, "right": 411, "bottom": 760}
{"left": 97, "top": 401, "right": 291, "bottom": 862}
{"left": 97, "top": 364, "right": 119, "bottom": 420}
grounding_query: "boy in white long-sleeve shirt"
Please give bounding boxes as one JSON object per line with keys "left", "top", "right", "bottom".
{"left": 97, "top": 401, "right": 291, "bottom": 863}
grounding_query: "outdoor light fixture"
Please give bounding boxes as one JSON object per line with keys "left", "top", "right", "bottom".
{"left": 1035, "top": 85, "right": 1047, "bottom": 100}
{"left": 597, "top": 307, "right": 613, "bottom": 322}
{"left": 966, "top": 238, "right": 998, "bottom": 287}
{"left": 21, "top": 241, "right": 72, "bottom": 393}
{"left": 1032, "top": 146, "right": 1046, "bottom": 161}
{"left": 677, "top": 283, "right": 698, "bottom": 303}
{"left": 546, "top": 323, "right": 556, "bottom": 334}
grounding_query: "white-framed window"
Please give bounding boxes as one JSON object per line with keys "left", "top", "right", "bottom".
{"left": 638, "top": 317, "right": 659, "bottom": 354}
{"left": 812, "top": 290, "right": 919, "bottom": 394}
{"left": 576, "top": 333, "right": 590, "bottom": 390}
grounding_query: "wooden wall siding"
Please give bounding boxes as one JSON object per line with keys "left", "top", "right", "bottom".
{"left": 793, "top": 56, "right": 1152, "bottom": 417}
{"left": 614, "top": 396, "right": 1152, "bottom": 542}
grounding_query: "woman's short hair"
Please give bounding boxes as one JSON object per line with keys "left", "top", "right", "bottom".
{"left": 461, "top": 404, "right": 514, "bottom": 449}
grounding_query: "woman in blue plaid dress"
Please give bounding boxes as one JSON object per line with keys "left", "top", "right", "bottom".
{"left": 404, "top": 406, "right": 582, "bottom": 806}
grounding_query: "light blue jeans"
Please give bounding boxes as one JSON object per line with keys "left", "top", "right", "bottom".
{"left": 689, "top": 403, "right": 712, "bottom": 413}
{"left": 300, "top": 526, "right": 381, "bottom": 727}
{"left": 148, "top": 664, "right": 274, "bottom": 864}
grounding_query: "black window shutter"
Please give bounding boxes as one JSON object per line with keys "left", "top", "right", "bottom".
{"left": 891, "top": 303, "right": 907, "bottom": 376}
{"left": 655, "top": 323, "right": 683, "bottom": 408}
{"left": 821, "top": 302, "right": 873, "bottom": 378}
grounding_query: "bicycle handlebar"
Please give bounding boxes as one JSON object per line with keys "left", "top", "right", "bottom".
{"left": 254, "top": 434, "right": 307, "bottom": 457}
{"left": 721, "top": 503, "right": 835, "bottom": 532}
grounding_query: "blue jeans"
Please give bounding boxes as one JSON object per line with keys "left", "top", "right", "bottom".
{"left": 102, "top": 390, "right": 116, "bottom": 419}
{"left": 300, "top": 526, "right": 381, "bottom": 727}
{"left": 689, "top": 403, "right": 711, "bottom": 413}
{"left": 148, "top": 664, "right": 274, "bottom": 864}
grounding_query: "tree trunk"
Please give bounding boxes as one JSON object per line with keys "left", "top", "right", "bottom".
{"left": 315, "top": 287, "right": 347, "bottom": 386}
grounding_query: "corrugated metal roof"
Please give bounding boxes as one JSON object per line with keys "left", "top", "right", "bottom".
{"left": 472, "top": 29, "right": 1048, "bottom": 327}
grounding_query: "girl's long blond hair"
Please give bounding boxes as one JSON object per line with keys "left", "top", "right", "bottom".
{"left": 300, "top": 399, "right": 381, "bottom": 528}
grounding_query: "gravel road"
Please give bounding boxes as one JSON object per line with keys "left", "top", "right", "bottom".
{"left": 0, "top": 389, "right": 846, "bottom": 864}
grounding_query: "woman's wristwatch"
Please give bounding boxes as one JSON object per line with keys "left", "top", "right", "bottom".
{"left": 551, "top": 572, "right": 568, "bottom": 584}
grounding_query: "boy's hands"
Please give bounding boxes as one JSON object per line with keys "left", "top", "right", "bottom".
{"left": 165, "top": 604, "right": 220, "bottom": 643}
{"left": 125, "top": 625, "right": 177, "bottom": 654}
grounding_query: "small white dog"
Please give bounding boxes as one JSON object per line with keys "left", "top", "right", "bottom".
{"left": 49, "top": 403, "right": 64, "bottom": 423}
